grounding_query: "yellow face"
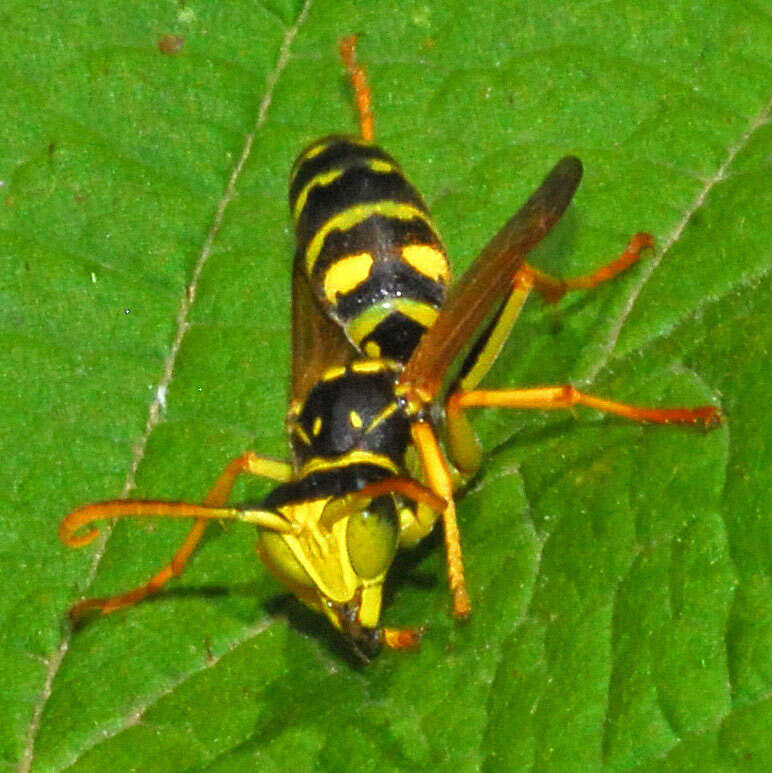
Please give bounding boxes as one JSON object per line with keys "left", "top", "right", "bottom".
{"left": 256, "top": 495, "right": 399, "bottom": 658}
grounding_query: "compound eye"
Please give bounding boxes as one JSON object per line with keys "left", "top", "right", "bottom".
{"left": 346, "top": 495, "right": 399, "bottom": 580}
{"left": 258, "top": 530, "right": 314, "bottom": 588}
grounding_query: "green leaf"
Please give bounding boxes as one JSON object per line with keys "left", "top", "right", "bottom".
{"left": 2, "top": 0, "right": 770, "bottom": 770}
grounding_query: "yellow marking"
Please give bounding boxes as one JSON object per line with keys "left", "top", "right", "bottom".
{"left": 291, "top": 137, "right": 378, "bottom": 185}
{"left": 394, "top": 383, "right": 433, "bottom": 416}
{"left": 268, "top": 498, "right": 359, "bottom": 605}
{"left": 303, "top": 142, "right": 330, "bottom": 161}
{"left": 301, "top": 450, "right": 399, "bottom": 477}
{"left": 458, "top": 281, "right": 531, "bottom": 393}
{"left": 345, "top": 298, "right": 439, "bottom": 347}
{"left": 323, "top": 252, "right": 374, "bottom": 304}
{"left": 243, "top": 455, "right": 293, "bottom": 482}
{"left": 321, "top": 365, "right": 347, "bottom": 382}
{"left": 305, "top": 202, "right": 434, "bottom": 273}
{"left": 295, "top": 158, "right": 400, "bottom": 222}
{"left": 368, "top": 158, "right": 399, "bottom": 174}
{"left": 312, "top": 416, "right": 323, "bottom": 436}
{"left": 390, "top": 297, "right": 439, "bottom": 329}
{"left": 402, "top": 244, "right": 449, "bottom": 282}
{"left": 293, "top": 168, "right": 344, "bottom": 222}
{"left": 365, "top": 402, "right": 398, "bottom": 434}
{"left": 293, "top": 423, "right": 312, "bottom": 446}
{"left": 346, "top": 303, "right": 394, "bottom": 344}
{"left": 290, "top": 141, "right": 331, "bottom": 184}
{"left": 358, "top": 584, "right": 384, "bottom": 628}
{"left": 364, "top": 341, "right": 381, "bottom": 357}
{"left": 350, "top": 358, "right": 396, "bottom": 375}
{"left": 349, "top": 411, "right": 363, "bottom": 429}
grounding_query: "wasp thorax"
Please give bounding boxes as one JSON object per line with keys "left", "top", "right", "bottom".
{"left": 291, "top": 362, "right": 410, "bottom": 468}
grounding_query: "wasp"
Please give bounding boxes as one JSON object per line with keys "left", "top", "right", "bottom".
{"left": 61, "top": 37, "right": 721, "bottom": 660}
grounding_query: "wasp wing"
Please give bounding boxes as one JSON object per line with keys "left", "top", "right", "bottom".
{"left": 399, "top": 156, "right": 583, "bottom": 398}
{"left": 290, "top": 256, "right": 358, "bottom": 406}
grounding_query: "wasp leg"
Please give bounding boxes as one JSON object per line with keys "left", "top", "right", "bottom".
{"left": 445, "top": 233, "right": 657, "bottom": 474}
{"left": 339, "top": 35, "right": 374, "bottom": 141}
{"left": 398, "top": 501, "right": 443, "bottom": 548}
{"left": 410, "top": 422, "right": 471, "bottom": 618}
{"left": 448, "top": 385, "right": 721, "bottom": 431}
{"left": 382, "top": 627, "right": 422, "bottom": 651}
{"left": 445, "top": 272, "right": 533, "bottom": 475}
{"left": 67, "top": 452, "right": 292, "bottom": 620}
{"left": 524, "top": 232, "right": 653, "bottom": 303}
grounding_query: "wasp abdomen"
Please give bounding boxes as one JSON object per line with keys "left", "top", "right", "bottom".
{"left": 290, "top": 136, "right": 450, "bottom": 362}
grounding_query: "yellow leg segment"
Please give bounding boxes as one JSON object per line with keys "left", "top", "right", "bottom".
{"left": 447, "top": 271, "right": 534, "bottom": 475}
{"left": 398, "top": 502, "right": 442, "bottom": 548}
{"left": 411, "top": 422, "right": 471, "bottom": 618}
{"left": 64, "top": 452, "right": 292, "bottom": 620}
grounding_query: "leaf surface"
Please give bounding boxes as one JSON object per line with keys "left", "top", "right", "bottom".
{"left": 1, "top": 1, "right": 770, "bottom": 770}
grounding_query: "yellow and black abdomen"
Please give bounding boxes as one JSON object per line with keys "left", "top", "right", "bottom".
{"left": 290, "top": 135, "right": 450, "bottom": 362}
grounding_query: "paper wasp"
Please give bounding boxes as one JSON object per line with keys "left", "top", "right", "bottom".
{"left": 61, "top": 37, "right": 721, "bottom": 660}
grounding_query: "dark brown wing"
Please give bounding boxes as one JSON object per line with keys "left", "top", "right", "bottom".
{"left": 399, "top": 156, "right": 583, "bottom": 397}
{"left": 290, "top": 256, "right": 357, "bottom": 406}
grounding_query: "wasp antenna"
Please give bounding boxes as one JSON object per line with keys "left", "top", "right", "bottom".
{"left": 59, "top": 500, "right": 292, "bottom": 549}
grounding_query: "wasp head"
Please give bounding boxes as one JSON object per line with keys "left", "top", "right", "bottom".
{"left": 256, "top": 493, "right": 399, "bottom": 660}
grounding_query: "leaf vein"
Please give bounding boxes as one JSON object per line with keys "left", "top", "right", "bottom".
{"left": 57, "top": 619, "right": 278, "bottom": 770}
{"left": 16, "top": 1, "right": 314, "bottom": 769}
{"left": 584, "top": 92, "right": 772, "bottom": 384}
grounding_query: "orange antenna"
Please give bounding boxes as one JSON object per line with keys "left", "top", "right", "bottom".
{"left": 60, "top": 499, "right": 293, "bottom": 548}
{"left": 339, "top": 35, "right": 375, "bottom": 141}
{"left": 320, "top": 476, "right": 446, "bottom": 530}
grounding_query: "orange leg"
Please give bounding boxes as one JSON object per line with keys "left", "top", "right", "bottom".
{"left": 68, "top": 452, "right": 291, "bottom": 620}
{"left": 383, "top": 627, "right": 422, "bottom": 651}
{"left": 411, "top": 422, "right": 471, "bottom": 618}
{"left": 339, "top": 35, "right": 374, "bottom": 141}
{"left": 524, "top": 232, "right": 654, "bottom": 304}
{"left": 448, "top": 385, "right": 722, "bottom": 427}
{"left": 445, "top": 233, "right": 659, "bottom": 475}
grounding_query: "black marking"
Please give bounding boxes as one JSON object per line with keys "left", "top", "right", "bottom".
{"left": 309, "top": 215, "right": 443, "bottom": 285}
{"left": 261, "top": 464, "right": 393, "bottom": 510}
{"left": 334, "top": 261, "right": 444, "bottom": 321}
{"left": 290, "top": 136, "right": 396, "bottom": 209}
{"left": 294, "top": 165, "right": 429, "bottom": 251}
{"left": 361, "top": 312, "right": 428, "bottom": 363}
